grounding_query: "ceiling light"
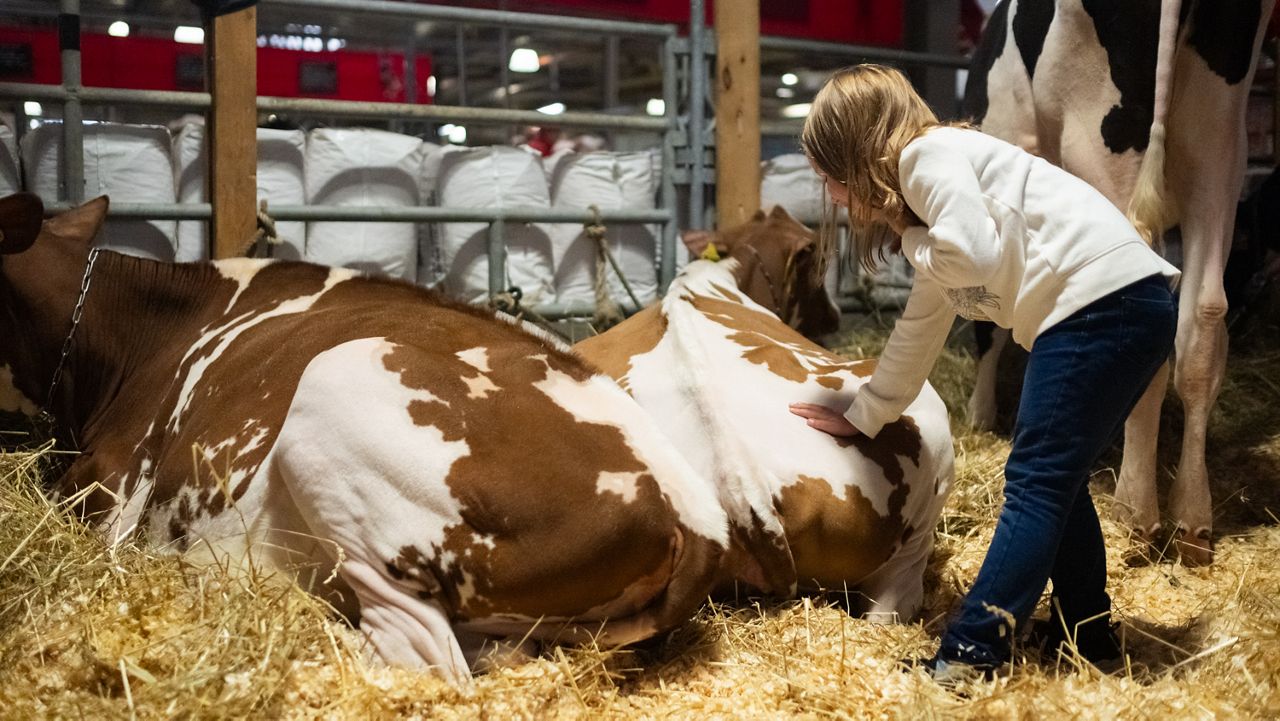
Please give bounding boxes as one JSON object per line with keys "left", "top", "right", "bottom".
{"left": 426, "top": 75, "right": 437, "bottom": 97}
{"left": 174, "top": 25, "right": 205, "bottom": 44}
{"left": 538, "top": 102, "right": 565, "bottom": 115}
{"left": 23, "top": 101, "right": 42, "bottom": 116}
{"left": 645, "top": 98, "right": 665, "bottom": 116}
{"left": 108, "top": 21, "right": 130, "bottom": 38}
{"left": 775, "top": 87, "right": 795, "bottom": 99}
{"left": 439, "top": 124, "right": 467, "bottom": 144}
{"left": 781, "top": 72, "right": 799, "bottom": 86}
{"left": 508, "top": 48, "right": 540, "bottom": 73}
{"left": 781, "top": 103, "right": 812, "bottom": 118}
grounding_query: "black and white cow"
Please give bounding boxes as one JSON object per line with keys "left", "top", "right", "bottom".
{"left": 963, "top": 0, "right": 1276, "bottom": 565}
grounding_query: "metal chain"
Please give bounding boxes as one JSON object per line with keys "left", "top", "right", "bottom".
{"left": 44, "top": 247, "right": 102, "bottom": 414}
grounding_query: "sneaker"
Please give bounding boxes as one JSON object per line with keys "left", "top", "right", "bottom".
{"left": 1026, "top": 616, "right": 1123, "bottom": 667}
{"left": 899, "top": 654, "right": 997, "bottom": 690}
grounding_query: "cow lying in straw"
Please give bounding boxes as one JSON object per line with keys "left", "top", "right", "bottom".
{"left": 0, "top": 192, "right": 730, "bottom": 685}
{"left": 574, "top": 207, "right": 955, "bottom": 620}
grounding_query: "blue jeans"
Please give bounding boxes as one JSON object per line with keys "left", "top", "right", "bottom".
{"left": 938, "top": 274, "right": 1177, "bottom": 667}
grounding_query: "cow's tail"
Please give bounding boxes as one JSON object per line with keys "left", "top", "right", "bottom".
{"left": 1128, "top": 0, "right": 1183, "bottom": 245}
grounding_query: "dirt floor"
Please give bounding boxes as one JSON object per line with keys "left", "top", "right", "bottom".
{"left": 2, "top": 302, "right": 1278, "bottom": 720}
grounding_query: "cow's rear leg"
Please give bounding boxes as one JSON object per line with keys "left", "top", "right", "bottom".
{"left": 340, "top": 559, "right": 472, "bottom": 685}
{"left": 1169, "top": 292, "right": 1227, "bottom": 567}
{"left": 1115, "top": 361, "right": 1170, "bottom": 563}
{"left": 967, "top": 323, "right": 1009, "bottom": 431}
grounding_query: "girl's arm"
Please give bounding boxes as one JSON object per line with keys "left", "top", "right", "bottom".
{"left": 843, "top": 274, "right": 955, "bottom": 437}
{"left": 898, "top": 135, "right": 1002, "bottom": 289}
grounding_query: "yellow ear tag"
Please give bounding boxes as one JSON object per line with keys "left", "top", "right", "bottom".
{"left": 700, "top": 244, "right": 721, "bottom": 262}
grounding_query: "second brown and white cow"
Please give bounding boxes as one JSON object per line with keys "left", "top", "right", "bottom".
{"left": 963, "top": 0, "right": 1276, "bottom": 564}
{"left": 0, "top": 192, "right": 729, "bottom": 684}
{"left": 574, "top": 207, "right": 955, "bottom": 620}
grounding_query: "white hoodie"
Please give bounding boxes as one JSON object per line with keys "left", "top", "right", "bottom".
{"left": 844, "top": 126, "right": 1180, "bottom": 437}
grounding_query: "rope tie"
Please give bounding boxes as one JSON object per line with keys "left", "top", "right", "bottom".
{"left": 586, "top": 205, "right": 625, "bottom": 331}
{"left": 247, "top": 199, "right": 283, "bottom": 258}
{"left": 490, "top": 286, "right": 572, "bottom": 344}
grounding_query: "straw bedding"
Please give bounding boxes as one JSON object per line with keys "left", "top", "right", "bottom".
{"left": 2, "top": 310, "right": 1277, "bottom": 720}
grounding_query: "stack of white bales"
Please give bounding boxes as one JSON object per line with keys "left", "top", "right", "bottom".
{"left": 430, "top": 145, "right": 554, "bottom": 304}
{"left": 21, "top": 122, "right": 177, "bottom": 260}
{"left": 172, "top": 122, "right": 307, "bottom": 261}
{"left": 0, "top": 126, "right": 19, "bottom": 196}
{"left": 305, "top": 127, "right": 430, "bottom": 282}
{"left": 549, "top": 151, "right": 658, "bottom": 310}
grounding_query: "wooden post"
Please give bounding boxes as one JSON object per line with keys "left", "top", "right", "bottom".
{"left": 714, "top": 0, "right": 760, "bottom": 229}
{"left": 206, "top": 6, "right": 257, "bottom": 259}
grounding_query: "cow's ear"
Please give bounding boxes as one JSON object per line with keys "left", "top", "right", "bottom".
{"left": 0, "top": 192, "right": 45, "bottom": 255}
{"left": 752, "top": 208, "right": 767, "bottom": 221}
{"left": 768, "top": 205, "right": 792, "bottom": 220}
{"left": 44, "top": 195, "right": 109, "bottom": 245}
{"left": 681, "top": 229, "right": 727, "bottom": 260}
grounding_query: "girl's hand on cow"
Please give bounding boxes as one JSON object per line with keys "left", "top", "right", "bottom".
{"left": 788, "top": 403, "right": 862, "bottom": 438}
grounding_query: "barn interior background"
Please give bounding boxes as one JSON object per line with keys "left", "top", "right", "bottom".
{"left": 1, "top": 0, "right": 1278, "bottom": 717}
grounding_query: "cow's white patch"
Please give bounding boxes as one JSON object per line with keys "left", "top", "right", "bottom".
{"left": 213, "top": 257, "right": 274, "bottom": 314}
{"left": 596, "top": 471, "right": 644, "bottom": 503}
{"left": 271, "top": 338, "right": 473, "bottom": 604}
{"left": 455, "top": 347, "right": 490, "bottom": 373}
{"left": 169, "top": 267, "right": 358, "bottom": 433}
{"left": 105, "top": 459, "right": 154, "bottom": 544}
{"left": 462, "top": 374, "right": 499, "bottom": 400}
{"left": 0, "top": 363, "right": 37, "bottom": 416}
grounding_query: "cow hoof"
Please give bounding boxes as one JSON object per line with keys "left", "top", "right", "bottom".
{"left": 1122, "top": 526, "right": 1163, "bottom": 567}
{"left": 1174, "top": 528, "right": 1214, "bottom": 567}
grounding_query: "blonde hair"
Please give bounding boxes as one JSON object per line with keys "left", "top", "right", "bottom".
{"left": 801, "top": 64, "right": 940, "bottom": 272}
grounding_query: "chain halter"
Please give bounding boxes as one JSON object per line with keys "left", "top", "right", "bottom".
{"left": 37, "top": 247, "right": 102, "bottom": 430}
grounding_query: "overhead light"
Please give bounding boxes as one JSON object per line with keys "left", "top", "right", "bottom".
{"left": 439, "top": 123, "right": 466, "bottom": 144}
{"left": 645, "top": 98, "right": 665, "bottom": 116}
{"left": 23, "top": 101, "right": 42, "bottom": 117}
{"left": 508, "top": 47, "right": 540, "bottom": 73}
{"left": 775, "top": 87, "right": 795, "bottom": 99}
{"left": 782, "top": 103, "right": 812, "bottom": 119}
{"left": 108, "top": 21, "right": 130, "bottom": 38}
{"left": 781, "top": 72, "right": 799, "bottom": 86}
{"left": 426, "top": 75, "right": 437, "bottom": 97}
{"left": 538, "top": 102, "right": 565, "bottom": 115}
{"left": 325, "top": 38, "right": 344, "bottom": 51}
{"left": 174, "top": 25, "right": 205, "bottom": 44}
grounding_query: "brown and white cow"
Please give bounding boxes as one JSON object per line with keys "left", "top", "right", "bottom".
{"left": 963, "top": 0, "right": 1276, "bottom": 564}
{"left": 574, "top": 207, "right": 954, "bottom": 620}
{"left": 0, "top": 192, "right": 730, "bottom": 684}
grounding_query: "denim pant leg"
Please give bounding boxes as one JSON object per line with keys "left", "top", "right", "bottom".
{"left": 938, "top": 277, "right": 1176, "bottom": 667}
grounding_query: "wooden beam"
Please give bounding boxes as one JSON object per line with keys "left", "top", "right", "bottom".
{"left": 207, "top": 6, "right": 257, "bottom": 259}
{"left": 714, "top": 0, "right": 761, "bottom": 229}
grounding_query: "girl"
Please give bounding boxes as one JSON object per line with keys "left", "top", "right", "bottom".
{"left": 788, "top": 65, "right": 1179, "bottom": 682}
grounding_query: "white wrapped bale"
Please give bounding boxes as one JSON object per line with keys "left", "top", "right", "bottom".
{"left": 549, "top": 151, "right": 658, "bottom": 309}
{"left": 21, "top": 122, "right": 177, "bottom": 260}
{"left": 305, "top": 128, "right": 425, "bottom": 281}
{"left": 0, "top": 125, "right": 19, "bottom": 196}
{"left": 432, "top": 145, "right": 554, "bottom": 304}
{"left": 173, "top": 123, "right": 308, "bottom": 261}
{"left": 760, "top": 153, "right": 824, "bottom": 225}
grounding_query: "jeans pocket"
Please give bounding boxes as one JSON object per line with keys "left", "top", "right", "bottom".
{"left": 1117, "top": 295, "right": 1176, "bottom": 366}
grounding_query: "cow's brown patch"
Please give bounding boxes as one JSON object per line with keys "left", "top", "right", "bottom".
{"left": 835, "top": 415, "right": 924, "bottom": 488}
{"left": 572, "top": 306, "right": 667, "bottom": 391}
{"left": 777, "top": 473, "right": 909, "bottom": 588}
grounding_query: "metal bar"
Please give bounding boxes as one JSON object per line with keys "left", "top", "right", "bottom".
{"left": 262, "top": 0, "right": 678, "bottom": 38}
{"left": 58, "top": 0, "right": 83, "bottom": 204}
{"left": 760, "top": 35, "right": 970, "bottom": 69}
{"left": 603, "top": 36, "right": 619, "bottom": 110}
{"left": 499, "top": 26, "right": 510, "bottom": 110}
{"left": 0, "top": 83, "right": 668, "bottom": 131}
{"left": 688, "top": 0, "right": 708, "bottom": 230}
{"left": 658, "top": 36, "right": 678, "bottom": 292}
{"left": 43, "top": 203, "right": 673, "bottom": 223}
{"left": 487, "top": 219, "right": 507, "bottom": 297}
{"left": 455, "top": 26, "right": 468, "bottom": 106}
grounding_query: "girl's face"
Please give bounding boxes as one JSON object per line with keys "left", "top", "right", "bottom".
{"left": 808, "top": 156, "right": 851, "bottom": 208}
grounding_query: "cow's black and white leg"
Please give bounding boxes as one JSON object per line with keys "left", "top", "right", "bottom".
{"left": 967, "top": 322, "right": 1009, "bottom": 430}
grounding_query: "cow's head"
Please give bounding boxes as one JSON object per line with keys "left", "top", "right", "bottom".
{"left": 682, "top": 206, "right": 840, "bottom": 338}
{"left": 1, "top": 194, "right": 109, "bottom": 419}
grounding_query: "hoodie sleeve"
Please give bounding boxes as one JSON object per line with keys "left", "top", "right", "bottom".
{"left": 897, "top": 133, "right": 1003, "bottom": 289}
{"left": 843, "top": 274, "right": 955, "bottom": 437}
